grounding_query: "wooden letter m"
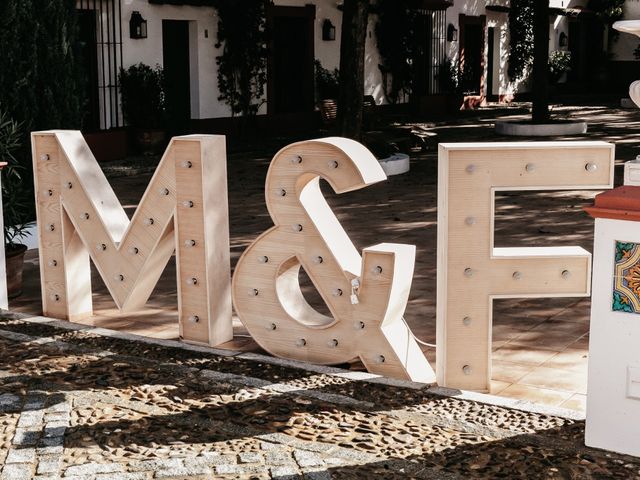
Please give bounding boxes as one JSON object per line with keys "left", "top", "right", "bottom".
{"left": 31, "top": 131, "right": 232, "bottom": 346}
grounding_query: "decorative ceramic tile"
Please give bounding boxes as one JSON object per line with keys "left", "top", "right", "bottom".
{"left": 613, "top": 241, "right": 640, "bottom": 313}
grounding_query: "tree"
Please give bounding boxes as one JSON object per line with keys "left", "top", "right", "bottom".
{"left": 337, "top": 0, "right": 370, "bottom": 141}
{"left": 213, "top": 0, "right": 267, "bottom": 118}
{"left": 508, "top": 0, "right": 550, "bottom": 123}
{"left": 531, "top": 0, "right": 550, "bottom": 123}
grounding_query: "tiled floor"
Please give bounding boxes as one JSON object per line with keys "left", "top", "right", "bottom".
{"left": 11, "top": 104, "right": 640, "bottom": 414}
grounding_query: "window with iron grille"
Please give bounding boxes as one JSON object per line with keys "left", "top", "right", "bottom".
{"left": 414, "top": 9, "right": 447, "bottom": 96}
{"left": 76, "top": 0, "right": 123, "bottom": 131}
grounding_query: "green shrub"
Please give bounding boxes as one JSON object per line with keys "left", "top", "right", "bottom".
{"left": 0, "top": 0, "right": 83, "bottom": 133}
{"left": 315, "top": 60, "right": 340, "bottom": 100}
{"left": 119, "top": 64, "right": 166, "bottom": 129}
{"left": 548, "top": 51, "right": 572, "bottom": 84}
{"left": 438, "top": 57, "right": 461, "bottom": 94}
{"left": 0, "top": 109, "right": 31, "bottom": 248}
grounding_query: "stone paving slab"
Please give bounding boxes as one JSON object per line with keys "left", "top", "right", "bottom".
{"left": 1, "top": 316, "right": 639, "bottom": 479}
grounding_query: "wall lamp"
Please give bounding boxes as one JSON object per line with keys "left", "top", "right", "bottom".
{"left": 130, "top": 11, "right": 147, "bottom": 39}
{"left": 447, "top": 24, "right": 458, "bottom": 42}
{"left": 323, "top": 19, "right": 336, "bottom": 41}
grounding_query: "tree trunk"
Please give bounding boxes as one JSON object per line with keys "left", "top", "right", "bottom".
{"left": 337, "top": 0, "right": 369, "bottom": 141}
{"left": 532, "top": 0, "right": 550, "bottom": 123}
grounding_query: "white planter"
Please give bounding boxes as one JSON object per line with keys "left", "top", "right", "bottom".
{"left": 378, "top": 153, "right": 410, "bottom": 176}
{"left": 495, "top": 120, "right": 587, "bottom": 137}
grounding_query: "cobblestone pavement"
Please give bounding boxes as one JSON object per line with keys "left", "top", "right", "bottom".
{"left": 1, "top": 316, "right": 640, "bottom": 479}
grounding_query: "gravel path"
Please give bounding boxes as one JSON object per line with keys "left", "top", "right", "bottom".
{"left": 1, "top": 316, "right": 639, "bottom": 479}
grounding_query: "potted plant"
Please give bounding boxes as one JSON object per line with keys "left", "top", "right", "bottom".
{"left": 0, "top": 109, "right": 31, "bottom": 298}
{"left": 118, "top": 63, "right": 166, "bottom": 154}
{"left": 314, "top": 60, "right": 340, "bottom": 126}
{"left": 548, "top": 50, "right": 572, "bottom": 86}
{"left": 315, "top": 60, "right": 340, "bottom": 101}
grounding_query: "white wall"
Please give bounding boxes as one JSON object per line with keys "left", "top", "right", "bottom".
{"left": 273, "top": 0, "right": 385, "bottom": 105}
{"left": 121, "top": 0, "right": 226, "bottom": 119}
{"left": 111, "top": 0, "right": 602, "bottom": 121}
{"left": 443, "top": 0, "right": 591, "bottom": 99}
{"left": 445, "top": 1, "right": 518, "bottom": 97}
{"left": 273, "top": 0, "right": 343, "bottom": 71}
{"left": 119, "top": 0, "right": 386, "bottom": 121}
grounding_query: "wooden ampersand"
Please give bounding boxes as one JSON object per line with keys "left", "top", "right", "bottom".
{"left": 233, "top": 137, "right": 435, "bottom": 382}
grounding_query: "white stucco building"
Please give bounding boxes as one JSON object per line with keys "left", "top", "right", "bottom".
{"left": 77, "top": 0, "right": 638, "bottom": 153}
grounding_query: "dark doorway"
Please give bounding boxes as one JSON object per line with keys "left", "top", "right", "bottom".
{"left": 267, "top": 6, "right": 315, "bottom": 115}
{"left": 462, "top": 24, "right": 482, "bottom": 93}
{"left": 459, "top": 15, "right": 486, "bottom": 97}
{"left": 77, "top": 9, "right": 100, "bottom": 131}
{"left": 567, "top": 17, "right": 604, "bottom": 90}
{"left": 162, "top": 20, "right": 191, "bottom": 134}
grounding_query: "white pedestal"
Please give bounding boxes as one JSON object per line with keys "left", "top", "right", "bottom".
{"left": 586, "top": 217, "right": 640, "bottom": 457}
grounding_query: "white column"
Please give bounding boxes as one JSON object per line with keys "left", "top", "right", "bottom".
{"left": 586, "top": 213, "right": 640, "bottom": 457}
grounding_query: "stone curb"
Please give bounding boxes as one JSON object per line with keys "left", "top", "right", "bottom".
{"left": 0, "top": 309, "right": 585, "bottom": 421}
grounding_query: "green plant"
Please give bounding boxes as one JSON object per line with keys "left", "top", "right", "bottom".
{"left": 548, "top": 50, "right": 572, "bottom": 84}
{"left": 119, "top": 63, "right": 165, "bottom": 129}
{"left": 0, "top": 0, "right": 83, "bottom": 133}
{"left": 507, "top": 0, "right": 534, "bottom": 81}
{"left": 314, "top": 60, "right": 340, "bottom": 100}
{"left": 0, "top": 109, "right": 31, "bottom": 248}
{"left": 590, "top": 0, "right": 625, "bottom": 25}
{"left": 213, "top": 0, "right": 267, "bottom": 117}
{"left": 589, "top": 0, "right": 625, "bottom": 45}
{"left": 437, "top": 57, "right": 461, "bottom": 94}
{"left": 375, "top": 0, "right": 415, "bottom": 103}
{"left": 0, "top": 0, "right": 83, "bottom": 224}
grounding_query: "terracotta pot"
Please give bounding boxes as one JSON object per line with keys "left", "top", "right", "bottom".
{"left": 6, "top": 244, "right": 27, "bottom": 299}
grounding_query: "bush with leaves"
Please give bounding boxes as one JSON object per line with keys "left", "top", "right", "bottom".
{"left": 590, "top": 0, "right": 625, "bottom": 25}
{"left": 438, "top": 57, "right": 461, "bottom": 94}
{"left": 0, "top": 109, "right": 31, "bottom": 249}
{"left": 0, "top": 0, "right": 82, "bottom": 134}
{"left": 315, "top": 60, "right": 340, "bottom": 100}
{"left": 119, "top": 64, "right": 165, "bottom": 129}
{"left": 548, "top": 51, "right": 572, "bottom": 84}
{"left": 213, "top": 0, "right": 267, "bottom": 117}
{"left": 590, "top": 0, "right": 626, "bottom": 45}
